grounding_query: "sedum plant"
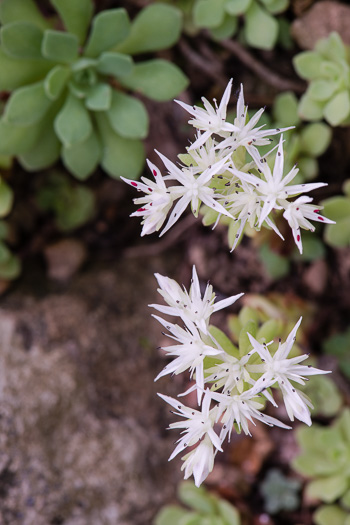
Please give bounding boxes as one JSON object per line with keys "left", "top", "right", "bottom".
{"left": 154, "top": 481, "right": 241, "bottom": 525}
{"left": 151, "top": 265, "right": 329, "bottom": 486}
{"left": 0, "top": 0, "right": 188, "bottom": 179}
{"left": 321, "top": 180, "right": 350, "bottom": 248}
{"left": 193, "top": 0, "right": 290, "bottom": 49}
{"left": 323, "top": 326, "right": 350, "bottom": 380}
{"left": 260, "top": 469, "right": 301, "bottom": 514}
{"left": 294, "top": 32, "right": 350, "bottom": 127}
{"left": 293, "top": 408, "right": 350, "bottom": 525}
{"left": 123, "top": 79, "right": 334, "bottom": 255}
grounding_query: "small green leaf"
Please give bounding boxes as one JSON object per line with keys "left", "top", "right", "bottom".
{"left": 209, "top": 326, "right": 239, "bottom": 357}
{"left": 314, "top": 505, "right": 348, "bottom": 525}
{"left": 244, "top": 2, "right": 278, "bottom": 50}
{"left": 299, "top": 123, "right": 332, "bottom": 157}
{"left": 96, "top": 51, "right": 133, "bottom": 78}
{"left": 18, "top": 121, "right": 60, "bottom": 171}
{"left": 54, "top": 93, "right": 92, "bottom": 147}
{"left": 178, "top": 482, "right": 216, "bottom": 514}
{"left": 273, "top": 92, "right": 300, "bottom": 127}
{"left": 120, "top": 59, "right": 189, "bottom": 101}
{"left": 115, "top": 4, "right": 182, "bottom": 55}
{"left": 0, "top": 181, "right": 13, "bottom": 217}
{"left": 1, "top": 21, "right": 43, "bottom": 59}
{"left": 297, "top": 157, "right": 318, "bottom": 181}
{"left": 50, "top": 0, "right": 94, "bottom": 45}
{"left": 261, "top": 0, "right": 289, "bottom": 14}
{"left": 210, "top": 14, "right": 238, "bottom": 40}
{"left": 85, "top": 83, "right": 112, "bottom": 111}
{"left": 257, "top": 319, "right": 281, "bottom": 343}
{"left": 298, "top": 94, "right": 325, "bottom": 121}
{"left": 55, "top": 186, "right": 95, "bottom": 231}
{"left": 85, "top": 8, "right": 130, "bottom": 57}
{"left": 0, "top": 0, "right": 51, "bottom": 30}
{"left": 0, "top": 118, "right": 43, "bottom": 155}
{"left": 307, "top": 475, "right": 348, "bottom": 503}
{"left": 107, "top": 91, "right": 148, "bottom": 139}
{"left": 217, "top": 500, "right": 240, "bottom": 525}
{"left": 225, "top": 0, "right": 252, "bottom": 15}
{"left": 323, "top": 91, "right": 350, "bottom": 126}
{"left": 96, "top": 113, "right": 145, "bottom": 179}
{"left": 293, "top": 51, "right": 323, "bottom": 80}
{"left": 4, "top": 81, "right": 52, "bottom": 126}
{"left": 259, "top": 245, "right": 290, "bottom": 279}
{"left": 193, "top": 0, "right": 226, "bottom": 28}
{"left": 239, "top": 320, "right": 257, "bottom": 356}
{"left": 44, "top": 65, "right": 70, "bottom": 100}
{"left": 0, "top": 46, "right": 52, "bottom": 91}
{"left": 308, "top": 80, "right": 337, "bottom": 102}
{"left": 316, "top": 32, "right": 347, "bottom": 62}
{"left": 41, "top": 29, "right": 79, "bottom": 63}
{"left": 62, "top": 129, "right": 101, "bottom": 179}
{"left": 154, "top": 505, "right": 189, "bottom": 525}
{"left": 324, "top": 217, "right": 350, "bottom": 248}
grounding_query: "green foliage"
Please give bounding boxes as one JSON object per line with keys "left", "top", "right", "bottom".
{"left": 321, "top": 180, "right": 350, "bottom": 248}
{"left": 0, "top": 220, "right": 21, "bottom": 280}
{"left": 192, "top": 0, "right": 290, "bottom": 49}
{"left": 154, "top": 481, "right": 241, "bottom": 525}
{"left": 260, "top": 469, "right": 301, "bottom": 514}
{"left": 293, "top": 409, "right": 350, "bottom": 525}
{"left": 0, "top": 0, "right": 188, "bottom": 179}
{"left": 323, "top": 327, "right": 350, "bottom": 379}
{"left": 36, "top": 172, "right": 95, "bottom": 231}
{"left": 300, "top": 374, "right": 342, "bottom": 418}
{"left": 294, "top": 32, "right": 350, "bottom": 126}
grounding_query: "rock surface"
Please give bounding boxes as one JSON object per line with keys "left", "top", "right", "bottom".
{"left": 0, "top": 258, "right": 181, "bottom": 525}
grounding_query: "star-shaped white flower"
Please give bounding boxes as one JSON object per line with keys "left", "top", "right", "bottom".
{"left": 175, "top": 79, "right": 238, "bottom": 150}
{"left": 247, "top": 317, "right": 330, "bottom": 425}
{"left": 121, "top": 160, "right": 173, "bottom": 236}
{"left": 216, "top": 84, "right": 291, "bottom": 155}
{"left": 283, "top": 196, "right": 335, "bottom": 254}
{"left": 156, "top": 150, "right": 233, "bottom": 236}
{"left": 153, "top": 316, "right": 222, "bottom": 403}
{"left": 150, "top": 265, "right": 243, "bottom": 334}
{"left": 158, "top": 390, "right": 222, "bottom": 461}
{"left": 181, "top": 435, "right": 216, "bottom": 487}
{"left": 229, "top": 136, "right": 327, "bottom": 228}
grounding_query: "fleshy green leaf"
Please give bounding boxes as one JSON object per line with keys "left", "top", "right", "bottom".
{"left": 84, "top": 8, "right": 130, "bottom": 57}
{"left": 85, "top": 83, "right": 112, "bottom": 111}
{"left": 0, "top": 0, "right": 51, "bottom": 30}
{"left": 96, "top": 51, "right": 133, "bottom": 78}
{"left": 0, "top": 181, "right": 13, "bottom": 217}
{"left": 0, "top": 118, "right": 43, "bottom": 155}
{"left": 217, "top": 500, "right": 240, "bottom": 525}
{"left": 239, "top": 320, "right": 257, "bottom": 356}
{"left": 0, "top": 253, "right": 21, "bottom": 280}
{"left": 307, "top": 475, "right": 348, "bottom": 503}
{"left": 316, "top": 32, "right": 347, "bottom": 62}
{"left": 298, "top": 94, "right": 325, "bottom": 121}
{"left": 323, "top": 91, "right": 350, "bottom": 126}
{"left": 193, "top": 0, "right": 226, "bottom": 28}
{"left": 41, "top": 29, "right": 79, "bottom": 63}
{"left": 259, "top": 245, "right": 290, "bottom": 279}
{"left": 44, "top": 65, "right": 70, "bottom": 100}
{"left": 0, "top": 46, "right": 52, "bottom": 91}
{"left": 178, "top": 482, "right": 216, "bottom": 514}
{"left": 324, "top": 217, "right": 350, "bottom": 248}
{"left": 18, "top": 120, "right": 60, "bottom": 171}
{"left": 261, "top": 0, "right": 289, "bottom": 14}
{"left": 225, "top": 0, "right": 252, "bottom": 15}
{"left": 96, "top": 113, "right": 145, "bottom": 179}
{"left": 314, "top": 505, "right": 348, "bottom": 525}
{"left": 115, "top": 4, "right": 182, "bottom": 55}
{"left": 208, "top": 326, "right": 239, "bottom": 357}
{"left": 293, "top": 51, "right": 323, "bottom": 80}
{"left": 273, "top": 92, "right": 300, "bottom": 127}
{"left": 54, "top": 93, "right": 92, "bottom": 147}
{"left": 50, "top": 0, "right": 94, "bottom": 45}
{"left": 1, "top": 21, "right": 43, "bottom": 59}
{"left": 55, "top": 186, "right": 95, "bottom": 231}
{"left": 4, "top": 81, "right": 52, "bottom": 126}
{"left": 154, "top": 505, "right": 189, "bottom": 525}
{"left": 210, "top": 14, "right": 238, "bottom": 40}
{"left": 308, "top": 80, "right": 337, "bottom": 102}
{"left": 300, "top": 123, "right": 332, "bottom": 157}
{"left": 107, "top": 91, "right": 149, "bottom": 139}
{"left": 244, "top": 2, "right": 278, "bottom": 50}
{"left": 62, "top": 129, "right": 101, "bottom": 180}
{"left": 119, "top": 59, "right": 189, "bottom": 101}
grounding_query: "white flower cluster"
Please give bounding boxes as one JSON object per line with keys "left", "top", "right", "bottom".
{"left": 123, "top": 80, "right": 334, "bottom": 254}
{"left": 153, "top": 266, "right": 329, "bottom": 487}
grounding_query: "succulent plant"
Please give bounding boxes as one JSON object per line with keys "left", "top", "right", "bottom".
{"left": 154, "top": 481, "right": 241, "bottom": 525}
{"left": 294, "top": 32, "right": 350, "bottom": 127}
{"left": 300, "top": 373, "right": 342, "bottom": 418}
{"left": 260, "top": 469, "right": 301, "bottom": 514}
{"left": 293, "top": 408, "right": 350, "bottom": 505}
{"left": 323, "top": 326, "right": 350, "bottom": 380}
{"left": 193, "top": 0, "right": 290, "bottom": 49}
{"left": 0, "top": 219, "right": 21, "bottom": 280}
{"left": 36, "top": 171, "right": 95, "bottom": 232}
{"left": 0, "top": 0, "right": 188, "bottom": 179}
{"left": 321, "top": 180, "right": 350, "bottom": 248}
